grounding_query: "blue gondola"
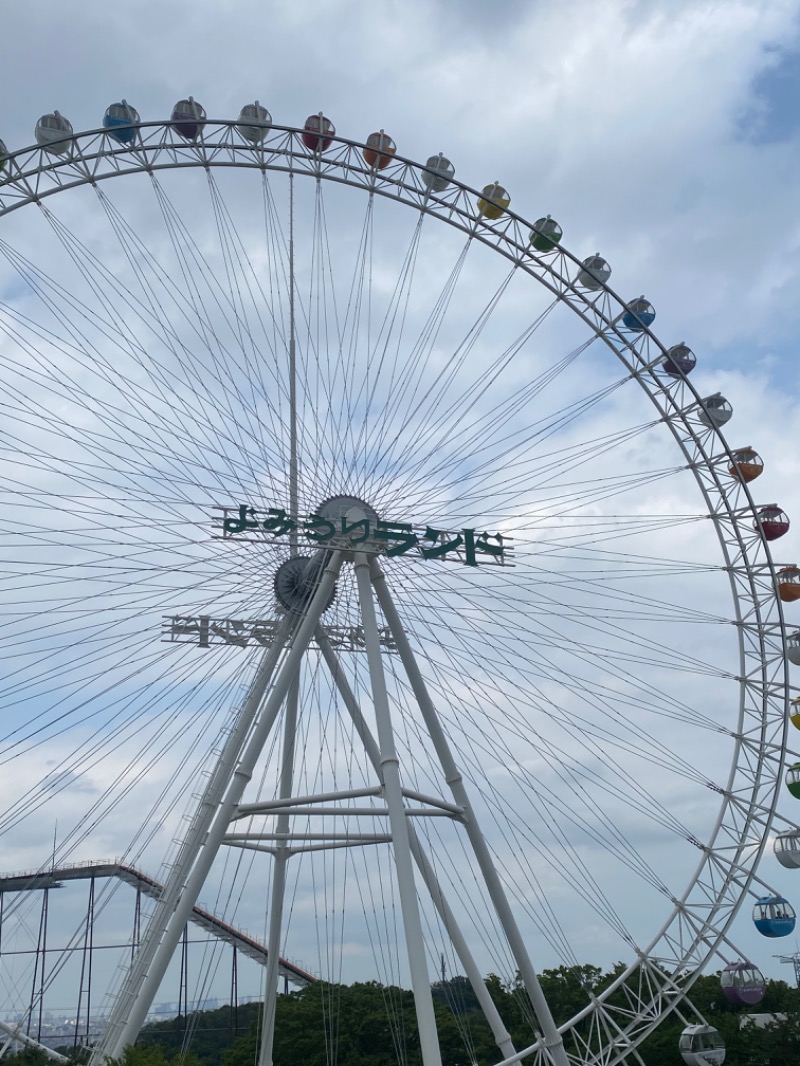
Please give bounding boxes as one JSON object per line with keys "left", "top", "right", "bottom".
{"left": 622, "top": 296, "right": 656, "bottom": 331}
{"left": 753, "top": 895, "right": 796, "bottom": 937}
{"left": 103, "top": 101, "right": 140, "bottom": 145}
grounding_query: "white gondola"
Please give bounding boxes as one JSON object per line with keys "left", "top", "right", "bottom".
{"left": 697, "top": 393, "right": 732, "bottom": 428}
{"left": 35, "top": 112, "right": 73, "bottom": 156}
{"left": 421, "top": 153, "right": 455, "bottom": 192}
{"left": 774, "top": 828, "right": 800, "bottom": 868}
{"left": 787, "top": 630, "right": 800, "bottom": 665}
{"left": 236, "top": 102, "right": 271, "bottom": 144}
{"left": 679, "top": 1024, "right": 725, "bottom": 1065}
{"left": 576, "top": 254, "right": 611, "bottom": 290}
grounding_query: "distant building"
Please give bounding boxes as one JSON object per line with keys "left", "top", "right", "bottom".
{"left": 740, "top": 1012, "right": 788, "bottom": 1029}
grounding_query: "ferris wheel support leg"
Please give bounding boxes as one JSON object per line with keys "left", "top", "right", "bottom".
{"left": 257, "top": 674, "right": 300, "bottom": 1066}
{"left": 353, "top": 553, "right": 443, "bottom": 1066}
{"left": 371, "top": 559, "right": 571, "bottom": 1066}
{"left": 90, "top": 611, "right": 297, "bottom": 1066}
{"left": 316, "top": 628, "right": 516, "bottom": 1061}
{"left": 99, "top": 553, "right": 344, "bottom": 1062}
{"left": 0, "top": 1021, "right": 66, "bottom": 1065}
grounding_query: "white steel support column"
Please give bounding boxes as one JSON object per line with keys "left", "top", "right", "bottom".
{"left": 258, "top": 674, "right": 299, "bottom": 1066}
{"left": 371, "top": 559, "right": 571, "bottom": 1066}
{"left": 105, "top": 553, "right": 343, "bottom": 1059}
{"left": 315, "top": 627, "right": 516, "bottom": 1061}
{"left": 0, "top": 1021, "right": 66, "bottom": 1065}
{"left": 353, "top": 553, "right": 443, "bottom": 1066}
{"left": 92, "top": 611, "right": 296, "bottom": 1065}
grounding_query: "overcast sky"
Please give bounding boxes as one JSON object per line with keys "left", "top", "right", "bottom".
{"left": 2, "top": 0, "right": 800, "bottom": 1040}
{"left": 2, "top": 0, "right": 800, "bottom": 396}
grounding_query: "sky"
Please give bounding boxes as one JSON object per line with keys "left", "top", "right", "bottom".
{"left": 2, "top": 0, "right": 800, "bottom": 1054}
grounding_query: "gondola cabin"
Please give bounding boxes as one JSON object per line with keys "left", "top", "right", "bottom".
{"left": 754, "top": 504, "right": 789, "bottom": 541}
{"left": 697, "top": 394, "right": 732, "bottom": 429}
{"left": 679, "top": 1025, "right": 725, "bottom": 1065}
{"left": 35, "top": 112, "right": 73, "bottom": 156}
{"left": 477, "top": 182, "right": 510, "bottom": 220}
{"left": 237, "top": 102, "right": 271, "bottom": 144}
{"left": 661, "top": 343, "right": 696, "bottom": 378}
{"left": 577, "top": 255, "right": 611, "bottom": 290}
{"left": 728, "top": 447, "right": 763, "bottom": 483}
{"left": 787, "top": 632, "right": 800, "bottom": 666}
{"left": 302, "top": 114, "right": 335, "bottom": 152}
{"left": 777, "top": 566, "right": 800, "bottom": 602}
{"left": 171, "top": 99, "right": 206, "bottom": 141}
{"left": 103, "top": 101, "right": 139, "bottom": 144}
{"left": 530, "top": 216, "right": 563, "bottom": 251}
{"left": 422, "top": 154, "right": 455, "bottom": 191}
{"left": 792, "top": 697, "right": 800, "bottom": 729}
{"left": 720, "top": 962, "right": 765, "bottom": 1006}
{"left": 774, "top": 830, "right": 800, "bottom": 869}
{"left": 753, "top": 895, "right": 796, "bottom": 937}
{"left": 363, "top": 131, "right": 396, "bottom": 170}
{"left": 622, "top": 297, "right": 656, "bottom": 331}
{"left": 0, "top": 139, "right": 7, "bottom": 173}
{"left": 787, "top": 761, "right": 800, "bottom": 798}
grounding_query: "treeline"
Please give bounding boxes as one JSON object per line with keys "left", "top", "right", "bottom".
{"left": 8, "top": 965, "right": 800, "bottom": 1066}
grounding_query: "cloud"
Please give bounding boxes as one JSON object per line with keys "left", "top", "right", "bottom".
{"left": 0, "top": 0, "right": 799, "bottom": 1040}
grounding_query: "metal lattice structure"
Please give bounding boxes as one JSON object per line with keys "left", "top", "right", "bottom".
{"left": 0, "top": 111, "right": 796, "bottom": 1066}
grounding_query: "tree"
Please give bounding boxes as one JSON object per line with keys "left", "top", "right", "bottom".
{"left": 108, "top": 1044, "right": 203, "bottom": 1066}
{"left": 100, "top": 965, "right": 800, "bottom": 1066}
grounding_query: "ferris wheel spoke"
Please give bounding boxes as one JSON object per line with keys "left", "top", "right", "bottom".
{"left": 0, "top": 117, "right": 790, "bottom": 1066}
{"left": 0, "top": 254, "right": 282, "bottom": 510}
{"left": 30, "top": 203, "right": 273, "bottom": 482}
{"left": 379, "top": 631, "right": 665, "bottom": 942}
{"left": 147, "top": 178, "right": 287, "bottom": 492}
{"left": 391, "top": 368, "right": 636, "bottom": 514}
{"left": 99, "top": 182, "right": 288, "bottom": 493}
{"left": 406, "top": 613, "right": 696, "bottom": 862}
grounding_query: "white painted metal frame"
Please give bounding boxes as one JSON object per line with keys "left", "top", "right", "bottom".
{"left": 0, "top": 119, "right": 790, "bottom": 1065}
{"left": 98, "top": 551, "right": 344, "bottom": 1060}
{"left": 139, "top": 552, "right": 573, "bottom": 1066}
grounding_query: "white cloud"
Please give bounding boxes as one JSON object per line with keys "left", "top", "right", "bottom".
{"left": 1, "top": 0, "right": 800, "bottom": 1046}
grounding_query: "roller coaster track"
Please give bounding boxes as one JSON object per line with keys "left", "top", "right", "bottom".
{"left": 0, "top": 860, "right": 315, "bottom": 987}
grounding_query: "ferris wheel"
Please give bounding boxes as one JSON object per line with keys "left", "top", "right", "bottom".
{"left": 0, "top": 98, "right": 798, "bottom": 1066}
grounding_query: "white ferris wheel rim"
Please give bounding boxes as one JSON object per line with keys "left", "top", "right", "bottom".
{"left": 0, "top": 114, "right": 792, "bottom": 1063}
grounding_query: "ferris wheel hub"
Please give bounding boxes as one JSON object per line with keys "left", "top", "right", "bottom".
{"left": 313, "top": 495, "right": 382, "bottom": 555}
{"left": 274, "top": 555, "right": 336, "bottom": 614}
{"left": 316, "top": 494, "right": 379, "bottom": 527}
